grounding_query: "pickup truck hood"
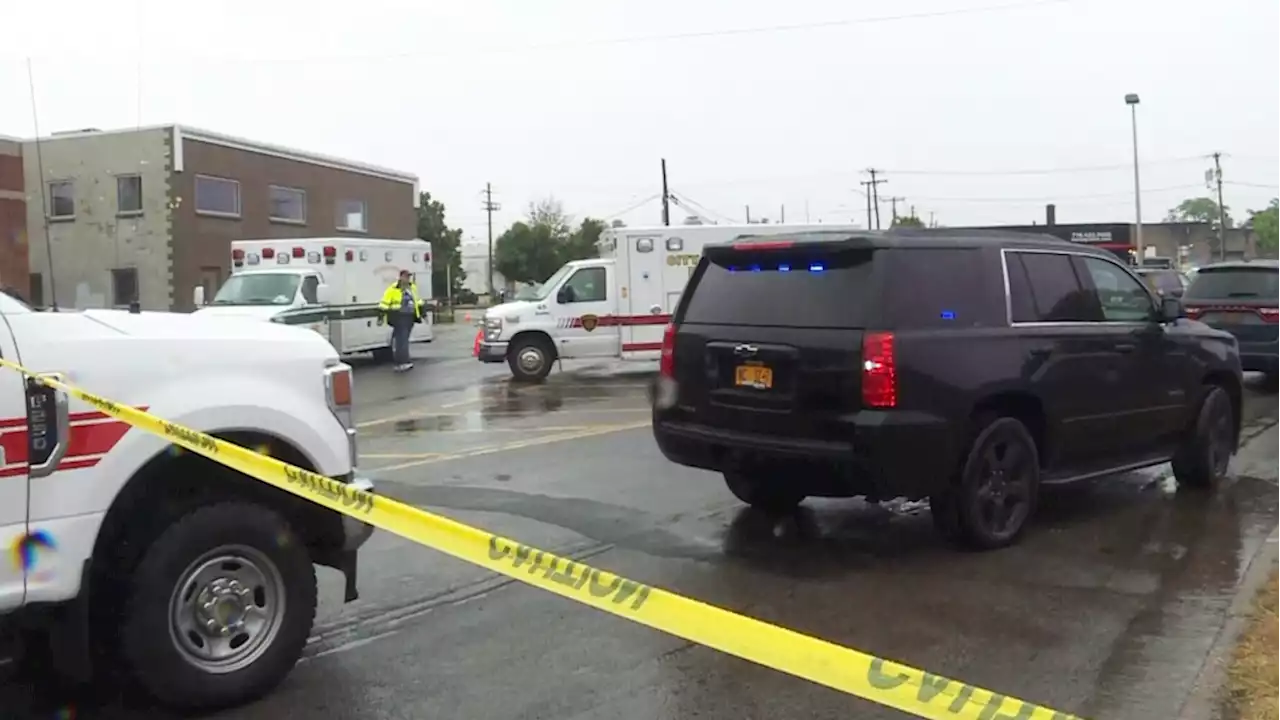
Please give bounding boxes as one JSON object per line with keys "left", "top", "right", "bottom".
{"left": 81, "top": 308, "right": 323, "bottom": 344}
{"left": 192, "top": 305, "right": 289, "bottom": 322}
{"left": 485, "top": 300, "right": 540, "bottom": 320}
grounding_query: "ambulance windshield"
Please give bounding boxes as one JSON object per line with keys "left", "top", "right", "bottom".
{"left": 530, "top": 264, "right": 574, "bottom": 301}
{"left": 213, "top": 272, "right": 302, "bottom": 305}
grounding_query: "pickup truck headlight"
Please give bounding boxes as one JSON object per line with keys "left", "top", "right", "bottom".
{"left": 484, "top": 315, "right": 504, "bottom": 341}
{"left": 324, "top": 363, "right": 357, "bottom": 467}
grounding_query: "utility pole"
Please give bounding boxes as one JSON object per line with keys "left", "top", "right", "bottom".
{"left": 1212, "top": 152, "right": 1228, "bottom": 261}
{"left": 864, "top": 169, "right": 887, "bottom": 229}
{"left": 929, "top": 210, "right": 936, "bottom": 228}
{"left": 745, "top": 205, "right": 752, "bottom": 224}
{"left": 805, "top": 199, "right": 811, "bottom": 223}
{"left": 858, "top": 182, "right": 874, "bottom": 229}
{"left": 780, "top": 205, "right": 786, "bottom": 224}
{"left": 885, "top": 196, "right": 905, "bottom": 224}
{"left": 660, "top": 158, "right": 671, "bottom": 227}
{"left": 481, "top": 183, "right": 500, "bottom": 298}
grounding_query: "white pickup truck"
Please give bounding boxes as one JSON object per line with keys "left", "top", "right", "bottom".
{"left": 0, "top": 292, "right": 374, "bottom": 710}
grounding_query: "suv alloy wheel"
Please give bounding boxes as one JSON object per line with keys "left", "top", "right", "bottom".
{"left": 931, "top": 416, "right": 1041, "bottom": 550}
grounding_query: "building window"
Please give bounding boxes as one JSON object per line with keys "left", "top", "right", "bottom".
{"left": 117, "top": 174, "right": 143, "bottom": 215}
{"left": 48, "top": 181, "right": 75, "bottom": 220}
{"left": 269, "top": 185, "right": 307, "bottom": 224}
{"left": 111, "top": 267, "right": 139, "bottom": 307}
{"left": 336, "top": 199, "right": 367, "bottom": 232}
{"left": 195, "top": 175, "right": 241, "bottom": 217}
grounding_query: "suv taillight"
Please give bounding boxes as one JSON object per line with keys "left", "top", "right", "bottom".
{"left": 659, "top": 323, "right": 677, "bottom": 377}
{"left": 1184, "top": 306, "right": 1203, "bottom": 320}
{"left": 1260, "top": 308, "right": 1279, "bottom": 324}
{"left": 862, "top": 332, "right": 896, "bottom": 408}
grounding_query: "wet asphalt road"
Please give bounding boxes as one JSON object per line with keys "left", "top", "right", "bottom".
{"left": 6, "top": 323, "right": 1279, "bottom": 720}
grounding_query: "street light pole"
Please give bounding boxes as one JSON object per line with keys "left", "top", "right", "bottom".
{"left": 1125, "top": 93, "right": 1144, "bottom": 265}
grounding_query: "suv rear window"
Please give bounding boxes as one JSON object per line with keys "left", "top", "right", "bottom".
{"left": 681, "top": 250, "right": 876, "bottom": 328}
{"left": 1185, "top": 267, "right": 1279, "bottom": 300}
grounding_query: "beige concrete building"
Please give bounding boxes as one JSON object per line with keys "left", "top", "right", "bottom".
{"left": 20, "top": 125, "right": 419, "bottom": 311}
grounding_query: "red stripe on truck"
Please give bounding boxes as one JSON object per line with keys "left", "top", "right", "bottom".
{"left": 570, "top": 314, "right": 672, "bottom": 329}
{"left": 0, "top": 408, "right": 149, "bottom": 478}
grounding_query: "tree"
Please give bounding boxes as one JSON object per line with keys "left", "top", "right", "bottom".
{"left": 416, "top": 191, "right": 465, "bottom": 298}
{"left": 891, "top": 213, "right": 925, "bottom": 228}
{"left": 1248, "top": 198, "right": 1278, "bottom": 255}
{"left": 1166, "top": 197, "right": 1233, "bottom": 227}
{"left": 561, "top": 218, "right": 605, "bottom": 263}
{"left": 527, "top": 198, "right": 572, "bottom": 241}
{"left": 493, "top": 221, "right": 563, "bottom": 285}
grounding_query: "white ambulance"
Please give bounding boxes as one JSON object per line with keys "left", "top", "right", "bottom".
{"left": 476, "top": 224, "right": 862, "bottom": 381}
{"left": 194, "top": 237, "right": 434, "bottom": 360}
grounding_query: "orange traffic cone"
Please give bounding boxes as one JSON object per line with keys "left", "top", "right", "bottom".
{"left": 464, "top": 312, "right": 472, "bottom": 323}
{"left": 472, "top": 329, "right": 482, "bottom": 357}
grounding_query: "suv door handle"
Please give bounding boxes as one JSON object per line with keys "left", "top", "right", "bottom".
{"left": 1114, "top": 343, "right": 1136, "bottom": 354}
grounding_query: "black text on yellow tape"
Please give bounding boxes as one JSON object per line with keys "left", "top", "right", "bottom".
{"left": 0, "top": 358, "right": 1083, "bottom": 720}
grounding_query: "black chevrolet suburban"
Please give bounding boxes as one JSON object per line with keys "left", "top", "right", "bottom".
{"left": 651, "top": 230, "right": 1244, "bottom": 550}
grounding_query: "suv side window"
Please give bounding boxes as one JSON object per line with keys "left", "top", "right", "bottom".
{"left": 1009, "top": 251, "right": 1099, "bottom": 323}
{"left": 1080, "top": 257, "right": 1153, "bottom": 322}
{"left": 559, "top": 267, "right": 606, "bottom": 304}
{"left": 886, "top": 248, "right": 988, "bottom": 327}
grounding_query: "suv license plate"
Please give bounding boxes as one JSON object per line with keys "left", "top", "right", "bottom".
{"left": 735, "top": 365, "right": 773, "bottom": 389}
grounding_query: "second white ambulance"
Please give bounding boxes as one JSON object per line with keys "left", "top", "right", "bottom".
{"left": 477, "top": 224, "right": 861, "bottom": 381}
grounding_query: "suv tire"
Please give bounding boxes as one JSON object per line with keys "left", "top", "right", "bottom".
{"left": 508, "top": 335, "right": 555, "bottom": 382}
{"left": 931, "top": 416, "right": 1040, "bottom": 550}
{"left": 119, "top": 502, "right": 317, "bottom": 712}
{"left": 723, "top": 471, "right": 805, "bottom": 513}
{"left": 1172, "top": 385, "right": 1234, "bottom": 489}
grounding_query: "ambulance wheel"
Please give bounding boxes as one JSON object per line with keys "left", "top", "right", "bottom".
{"left": 119, "top": 502, "right": 317, "bottom": 712}
{"left": 508, "top": 335, "right": 554, "bottom": 382}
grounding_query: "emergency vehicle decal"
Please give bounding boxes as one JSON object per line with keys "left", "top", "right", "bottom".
{"left": 0, "top": 408, "right": 149, "bottom": 478}
{"left": 560, "top": 313, "right": 673, "bottom": 330}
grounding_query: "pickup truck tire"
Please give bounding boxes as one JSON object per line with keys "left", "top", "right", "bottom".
{"left": 508, "top": 335, "right": 554, "bottom": 382}
{"left": 119, "top": 502, "right": 317, "bottom": 711}
{"left": 723, "top": 471, "right": 805, "bottom": 514}
{"left": 1172, "top": 385, "right": 1234, "bottom": 489}
{"left": 930, "top": 416, "right": 1040, "bottom": 550}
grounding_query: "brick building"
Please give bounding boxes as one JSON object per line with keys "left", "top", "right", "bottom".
{"left": 0, "top": 135, "right": 28, "bottom": 301}
{"left": 21, "top": 125, "right": 418, "bottom": 311}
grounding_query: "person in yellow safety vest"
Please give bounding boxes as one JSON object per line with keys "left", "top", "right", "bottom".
{"left": 378, "top": 270, "right": 423, "bottom": 372}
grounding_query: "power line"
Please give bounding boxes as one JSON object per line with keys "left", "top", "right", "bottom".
{"left": 883, "top": 155, "right": 1206, "bottom": 176}
{"left": 907, "top": 183, "right": 1206, "bottom": 203}
{"left": 1224, "top": 180, "right": 1280, "bottom": 190}
{"left": 12, "top": 0, "right": 1077, "bottom": 65}
{"left": 602, "top": 193, "right": 661, "bottom": 221}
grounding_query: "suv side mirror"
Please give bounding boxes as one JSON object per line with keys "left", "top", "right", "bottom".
{"left": 192, "top": 286, "right": 206, "bottom": 307}
{"left": 1159, "top": 296, "right": 1183, "bottom": 323}
{"left": 314, "top": 283, "right": 333, "bottom": 305}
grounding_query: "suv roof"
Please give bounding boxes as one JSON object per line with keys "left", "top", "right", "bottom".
{"left": 725, "top": 228, "right": 1096, "bottom": 253}
{"left": 1195, "top": 259, "right": 1280, "bottom": 271}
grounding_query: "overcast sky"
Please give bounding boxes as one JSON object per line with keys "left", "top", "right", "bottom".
{"left": 2, "top": 0, "right": 1276, "bottom": 242}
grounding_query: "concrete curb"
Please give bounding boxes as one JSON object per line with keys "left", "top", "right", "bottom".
{"left": 1175, "top": 450, "right": 1280, "bottom": 720}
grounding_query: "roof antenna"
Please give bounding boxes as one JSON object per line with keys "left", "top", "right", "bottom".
{"left": 27, "top": 58, "right": 58, "bottom": 312}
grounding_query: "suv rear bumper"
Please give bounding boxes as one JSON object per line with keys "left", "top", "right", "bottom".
{"left": 653, "top": 410, "right": 956, "bottom": 501}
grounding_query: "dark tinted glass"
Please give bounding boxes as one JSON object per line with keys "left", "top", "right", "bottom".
{"left": 1016, "top": 252, "right": 1098, "bottom": 322}
{"left": 1185, "top": 267, "right": 1279, "bottom": 300}
{"left": 1139, "top": 270, "right": 1185, "bottom": 293}
{"left": 1006, "top": 253, "right": 1038, "bottom": 323}
{"left": 885, "top": 248, "right": 988, "bottom": 327}
{"left": 682, "top": 250, "right": 876, "bottom": 328}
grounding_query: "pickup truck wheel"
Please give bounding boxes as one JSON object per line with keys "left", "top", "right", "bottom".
{"left": 120, "top": 502, "right": 317, "bottom": 712}
{"left": 508, "top": 336, "right": 554, "bottom": 382}
{"left": 1172, "top": 385, "right": 1234, "bottom": 489}
{"left": 932, "top": 416, "right": 1040, "bottom": 550}
{"left": 723, "top": 471, "right": 805, "bottom": 514}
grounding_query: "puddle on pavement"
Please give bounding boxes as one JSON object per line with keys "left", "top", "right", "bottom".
{"left": 382, "top": 374, "right": 653, "bottom": 434}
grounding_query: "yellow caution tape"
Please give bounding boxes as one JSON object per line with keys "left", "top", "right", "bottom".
{"left": 0, "top": 357, "right": 1083, "bottom": 720}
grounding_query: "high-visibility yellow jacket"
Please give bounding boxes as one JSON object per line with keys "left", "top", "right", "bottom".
{"left": 378, "top": 283, "right": 422, "bottom": 320}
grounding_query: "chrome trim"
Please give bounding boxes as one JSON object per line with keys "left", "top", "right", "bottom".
{"left": 28, "top": 374, "right": 70, "bottom": 479}
{"left": 999, "top": 247, "right": 1160, "bottom": 328}
{"left": 341, "top": 476, "right": 376, "bottom": 551}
